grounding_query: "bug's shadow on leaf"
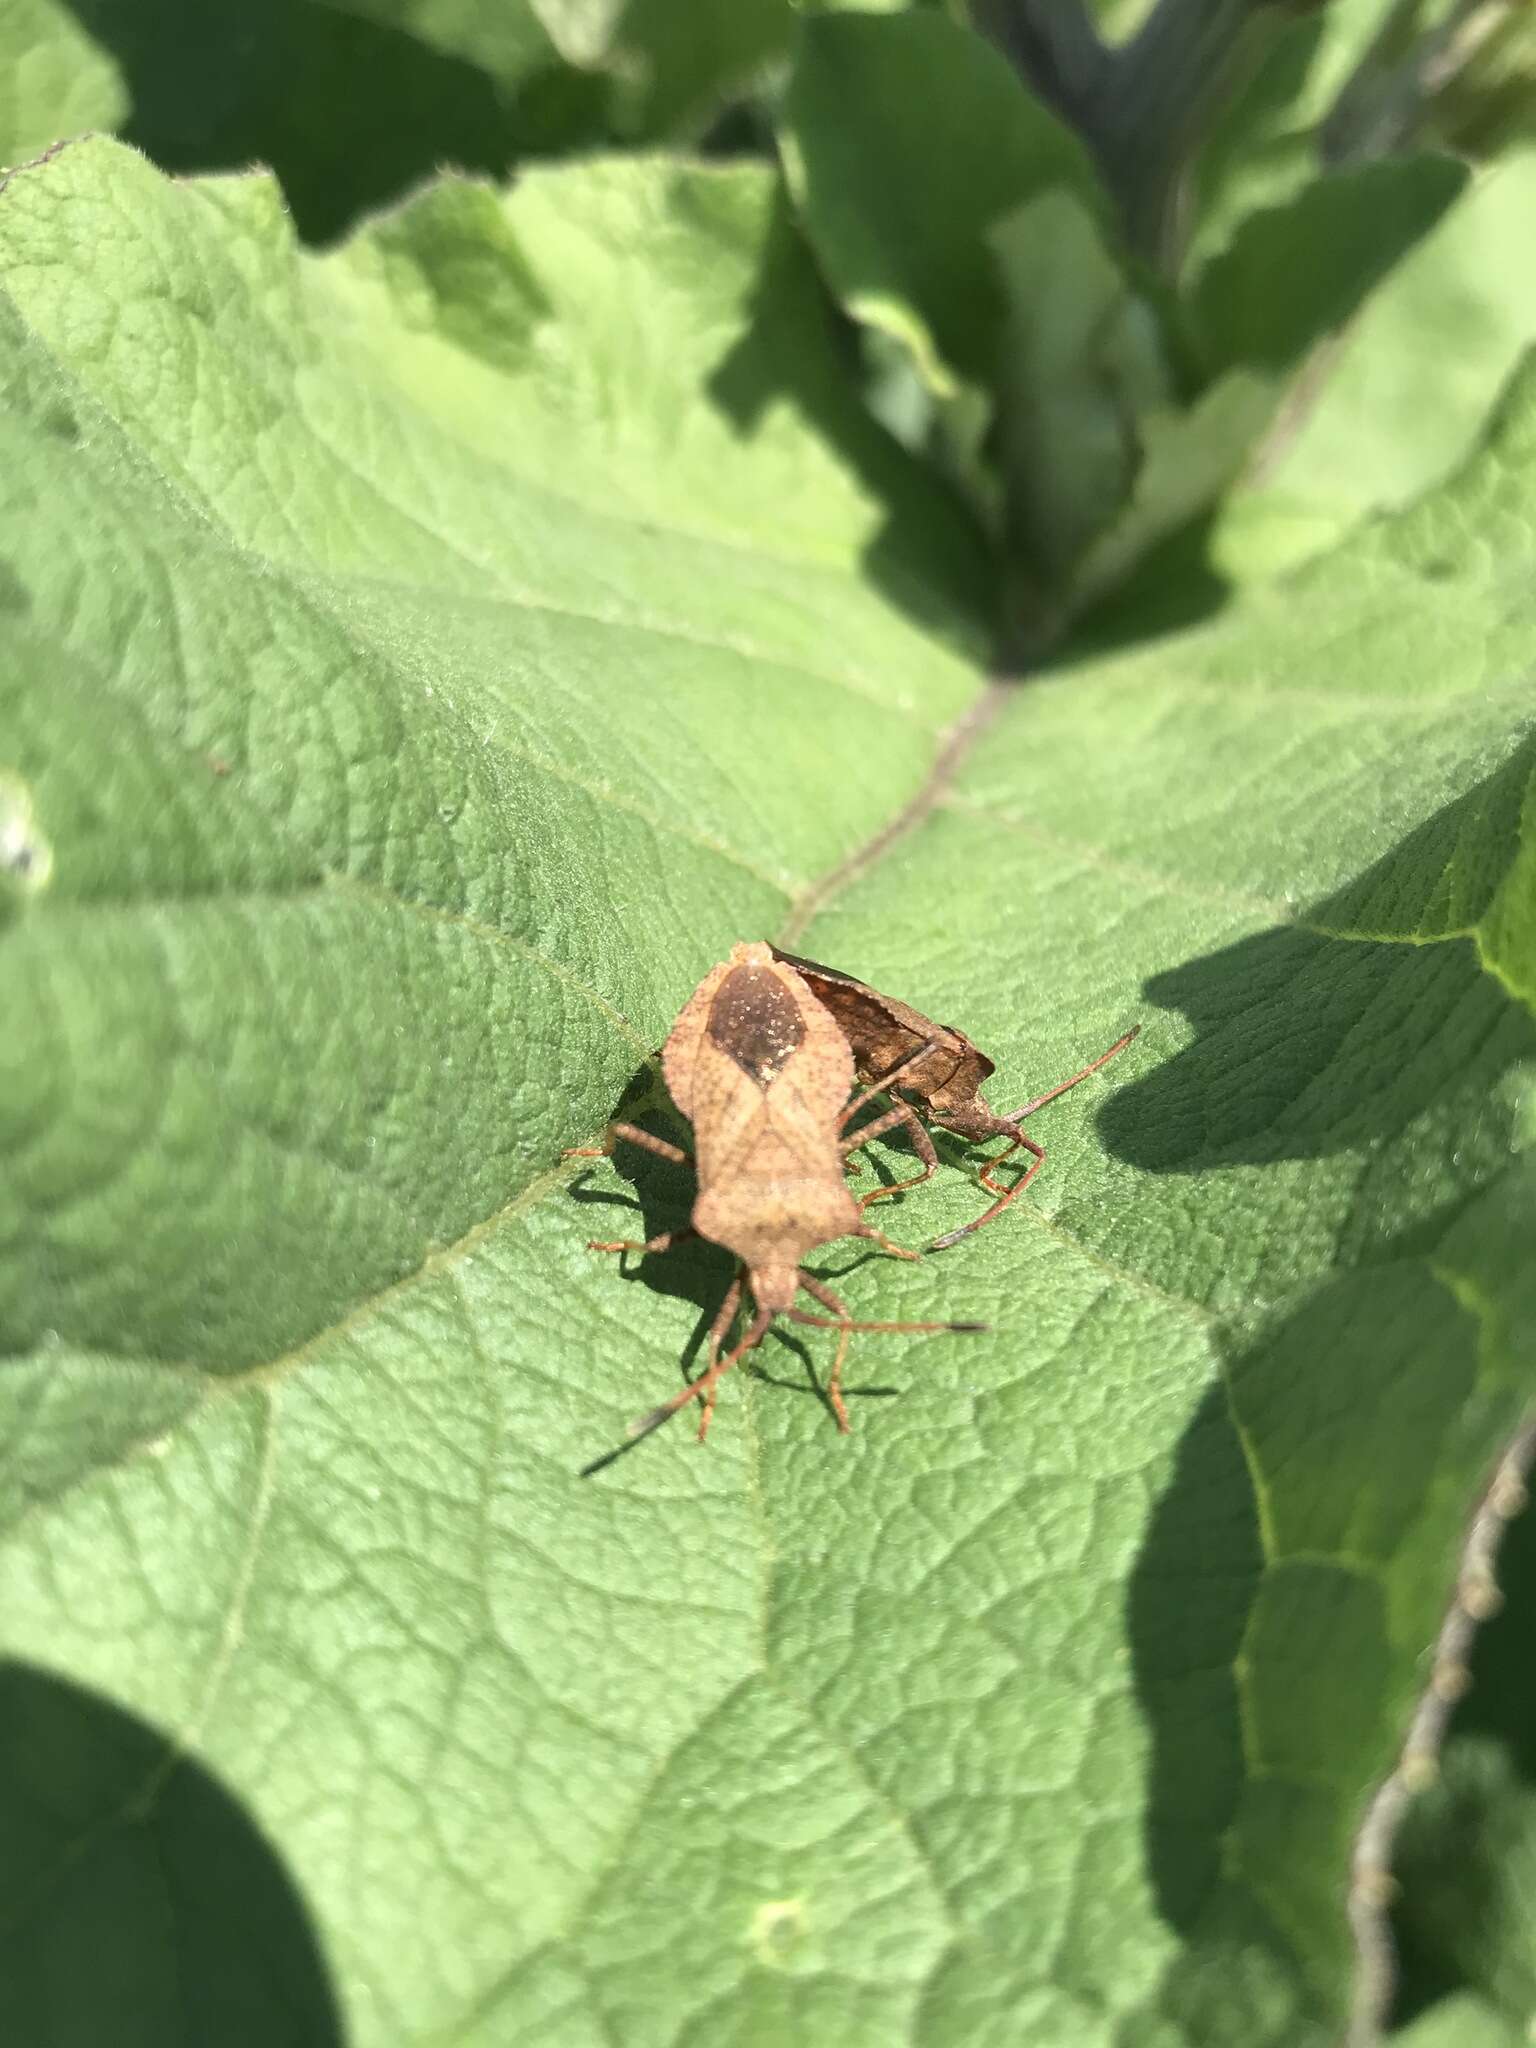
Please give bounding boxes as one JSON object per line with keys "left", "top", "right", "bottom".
{"left": 566, "top": 1067, "right": 755, "bottom": 1462}
{"left": 748, "top": 1324, "right": 900, "bottom": 1411}
{"left": 0, "top": 1659, "right": 344, "bottom": 2044}
{"left": 840, "top": 1115, "right": 994, "bottom": 1248}
{"left": 566, "top": 1144, "right": 727, "bottom": 1352}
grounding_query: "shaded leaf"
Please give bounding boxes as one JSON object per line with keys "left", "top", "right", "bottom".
{"left": 330, "top": 0, "right": 553, "bottom": 75}
{"left": 779, "top": 7, "right": 1110, "bottom": 394}
{"left": 991, "top": 189, "right": 1159, "bottom": 588}
{"left": 1191, "top": 150, "right": 1467, "bottom": 377}
{"left": 1188, "top": 0, "right": 1404, "bottom": 263}
{"left": 0, "top": 1662, "right": 344, "bottom": 2045}
{"left": 988, "top": 190, "right": 1273, "bottom": 630}
{"left": 337, "top": 0, "right": 795, "bottom": 139}
{"left": 0, "top": 0, "right": 614, "bottom": 242}
{"left": 554, "top": 0, "right": 793, "bottom": 137}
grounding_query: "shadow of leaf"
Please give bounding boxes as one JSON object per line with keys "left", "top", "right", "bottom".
{"left": 1100, "top": 925, "right": 1527, "bottom": 1193}
{"left": 54, "top": 0, "right": 606, "bottom": 243}
{"left": 0, "top": 1659, "right": 344, "bottom": 2046}
{"left": 1123, "top": 1231, "right": 1516, "bottom": 2038}
{"left": 1104, "top": 754, "right": 1536, "bottom": 2029}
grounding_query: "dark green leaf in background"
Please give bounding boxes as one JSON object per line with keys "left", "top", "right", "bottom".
{"left": 1187, "top": 0, "right": 1404, "bottom": 263}
{"left": 780, "top": 8, "right": 1109, "bottom": 395}
{"left": 0, "top": 0, "right": 789, "bottom": 243}
{"left": 1189, "top": 152, "right": 1467, "bottom": 378}
{"left": 1391, "top": 1437, "right": 1536, "bottom": 2038}
{"left": 1391, "top": 1991, "right": 1526, "bottom": 2048}
{"left": 0, "top": 0, "right": 597, "bottom": 241}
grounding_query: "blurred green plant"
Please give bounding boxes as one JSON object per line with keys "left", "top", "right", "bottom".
{"left": 5, "top": 1, "right": 1530, "bottom": 637}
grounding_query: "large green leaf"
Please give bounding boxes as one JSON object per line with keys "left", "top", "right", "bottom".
{"left": 3, "top": 136, "right": 1536, "bottom": 2048}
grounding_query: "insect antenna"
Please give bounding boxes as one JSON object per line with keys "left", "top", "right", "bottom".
{"left": 783, "top": 1310, "right": 989, "bottom": 1335}
{"left": 1002, "top": 1024, "right": 1140, "bottom": 1123}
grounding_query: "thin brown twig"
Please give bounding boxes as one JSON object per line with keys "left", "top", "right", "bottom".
{"left": 1345, "top": 1418, "right": 1536, "bottom": 2047}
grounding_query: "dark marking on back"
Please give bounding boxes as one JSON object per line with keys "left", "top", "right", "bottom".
{"left": 708, "top": 966, "right": 806, "bottom": 1087}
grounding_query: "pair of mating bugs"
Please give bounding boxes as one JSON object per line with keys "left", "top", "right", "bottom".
{"left": 569, "top": 942, "right": 1136, "bottom": 1449}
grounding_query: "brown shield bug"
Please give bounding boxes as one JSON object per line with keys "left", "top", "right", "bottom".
{"left": 567, "top": 943, "right": 986, "bottom": 1444}
{"left": 772, "top": 947, "right": 1137, "bottom": 1247}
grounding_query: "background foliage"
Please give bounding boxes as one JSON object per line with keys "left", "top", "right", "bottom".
{"left": 3, "top": 3, "right": 1535, "bottom": 2045}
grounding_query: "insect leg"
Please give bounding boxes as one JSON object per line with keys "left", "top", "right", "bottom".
{"left": 563, "top": 1120, "right": 692, "bottom": 1167}
{"left": 791, "top": 1279, "right": 990, "bottom": 1425}
{"left": 838, "top": 1038, "right": 944, "bottom": 1128}
{"left": 854, "top": 1221, "right": 922, "bottom": 1260}
{"left": 628, "top": 1303, "right": 771, "bottom": 1444}
{"left": 978, "top": 1131, "right": 1044, "bottom": 1198}
{"left": 930, "top": 1132, "right": 1046, "bottom": 1249}
{"left": 585, "top": 1227, "right": 699, "bottom": 1257}
{"left": 797, "top": 1272, "right": 855, "bottom": 1432}
{"left": 843, "top": 1100, "right": 940, "bottom": 1210}
{"left": 695, "top": 1272, "right": 745, "bottom": 1442}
